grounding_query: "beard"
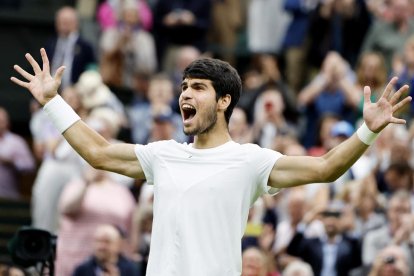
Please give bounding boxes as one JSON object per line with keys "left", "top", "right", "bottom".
{"left": 183, "top": 104, "right": 217, "bottom": 136}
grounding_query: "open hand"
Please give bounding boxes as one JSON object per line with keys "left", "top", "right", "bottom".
{"left": 10, "top": 48, "right": 65, "bottom": 106}
{"left": 363, "top": 77, "right": 411, "bottom": 133}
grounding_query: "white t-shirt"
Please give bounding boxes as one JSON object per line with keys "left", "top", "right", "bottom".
{"left": 135, "top": 140, "right": 282, "bottom": 276}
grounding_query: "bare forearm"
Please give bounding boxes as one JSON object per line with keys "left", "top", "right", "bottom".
{"left": 62, "top": 120, "right": 111, "bottom": 168}
{"left": 271, "top": 126, "right": 374, "bottom": 188}
{"left": 321, "top": 134, "right": 369, "bottom": 181}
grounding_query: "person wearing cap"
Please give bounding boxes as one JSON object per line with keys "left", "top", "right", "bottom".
{"left": 286, "top": 201, "right": 362, "bottom": 276}
{"left": 11, "top": 48, "right": 411, "bottom": 276}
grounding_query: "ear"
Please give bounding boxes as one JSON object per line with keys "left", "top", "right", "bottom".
{"left": 218, "top": 94, "right": 231, "bottom": 112}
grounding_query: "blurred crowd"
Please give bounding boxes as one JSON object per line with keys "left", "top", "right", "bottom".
{"left": 1, "top": 0, "right": 414, "bottom": 275}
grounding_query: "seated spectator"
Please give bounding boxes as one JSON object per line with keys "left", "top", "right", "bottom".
{"left": 73, "top": 224, "right": 140, "bottom": 276}
{"left": 147, "top": 109, "right": 178, "bottom": 143}
{"left": 128, "top": 73, "right": 185, "bottom": 144}
{"left": 75, "top": 70, "right": 127, "bottom": 125}
{"left": 350, "top": 183, "right": 386, "bottom": 239}
{"left": 272, "top": 188, "right": 325, "bottom": 270}
{"left": 55, "top": 165, "right": 136, "bottom": 276}
{"left": 252, "top": 88, "right": 298, "bottom": 149}
{"left": 99, "top": 0, "right": 157, "bottom": 89}
{"left": 282, "top": 260, "right": 314, "bottom": 276}
{"left": 242, "top": 246, "right": 280, "bottom": 276}
{"left": 354, "top": 51, "right": 388, "bottom": 120}
{"left": 286, "top": 201, "right": 362, "bottom": 276}
{"left": 229, "top": 107, "right": 254, "bottom": 144}
{"left": 368, "top": 245, "right": 410, "bottom": 276}
{"left": 0, "top": 107, "right": 35, "bottom": 199}
{"left": 362, "top": 190, "right": 414, "bottom": 271}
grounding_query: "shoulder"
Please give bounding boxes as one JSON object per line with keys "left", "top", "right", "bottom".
{"left": 240, "top": 142, "right": 282, "bottom": 155}
{"left": 73, "top": 257, "right": 95, "bottom": 273}
{"left": 135, "top": 139, "right": 182, "bottom": 152}
{"left": 118, "top": 255, "right": 140, "bottom": 272}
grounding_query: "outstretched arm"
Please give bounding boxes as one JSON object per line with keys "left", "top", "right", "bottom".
{"left": 11, "top": 48, "right": 144, "bottom": 179}
{"left": 269, "top": 77, "right": 411, "bottom": 188}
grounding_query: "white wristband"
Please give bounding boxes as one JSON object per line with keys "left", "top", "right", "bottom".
{"left": 356, "top": 122, "right": 379, "bottom": 145}
{"left": 43, "top": 95, "right": 81, "bottom": 133}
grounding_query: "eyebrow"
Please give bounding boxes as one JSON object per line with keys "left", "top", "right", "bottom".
{"left": 181, "top": 80, "right": 208, "bottom": 89}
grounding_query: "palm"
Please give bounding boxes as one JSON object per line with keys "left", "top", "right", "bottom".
{"left": 28, "top": 71, "right": 60, "bottom": 104}
{"left": 11, "top": 48, "right": 64, "bottom": 106}
{"left": 363, "top": 77, "right": 411, "bottom": 133}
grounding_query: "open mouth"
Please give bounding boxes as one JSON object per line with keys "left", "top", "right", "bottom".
{"left": 181, "top": 103, "right": 197, "bottom": 123}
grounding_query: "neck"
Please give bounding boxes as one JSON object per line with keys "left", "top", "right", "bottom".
{"left": 192, "top": 122, "right": 232, "bottom": 149}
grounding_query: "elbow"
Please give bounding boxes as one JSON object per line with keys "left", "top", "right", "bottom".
{"left": 83, "top": 148, "right": 107, "bottom": 170}
{"left": 324, "top": 172, "right": 340, "bottom": 183}
{"left": 317, "top": 159, "right": 341, "bottom": 183}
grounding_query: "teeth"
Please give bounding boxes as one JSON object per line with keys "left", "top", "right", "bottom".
{"left": 182, "top": 104, "right": 195, "bottom": 110}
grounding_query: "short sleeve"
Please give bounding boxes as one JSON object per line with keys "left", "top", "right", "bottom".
{"left": 134, "top": 142, "right": 161, "bottom": 185}
{"left": 247, "top": 145, "right": 283, "bottom": 198}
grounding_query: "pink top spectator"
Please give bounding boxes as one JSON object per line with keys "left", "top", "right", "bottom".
{"left": 97, "top": 0, "right": 153, "bottom": 31}
{"left": 55, "top": 178, "right": 136, "bottom": 276}
{"left": 0, "top": 131, "right": 35, "bottom": 199}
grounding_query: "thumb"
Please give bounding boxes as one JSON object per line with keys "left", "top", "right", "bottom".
{"left": 54, "top": 66, "right": 66, "bottom": 81}
{"left": 363, "top": 86, "right": 371, "bottom": 105}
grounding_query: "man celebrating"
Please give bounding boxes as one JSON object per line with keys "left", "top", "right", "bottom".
{"left": 11, "top": 48, "right": 411, "bottom": 276}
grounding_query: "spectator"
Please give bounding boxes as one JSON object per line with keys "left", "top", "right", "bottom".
{"left": 297, "top": 52, "right": 359, "bottom": 148}
{"left": 239, "top": 55, "right": 298, "bottom": 124}
{"left": 99, "top": 0, "right": 157, "bottom": 89}
{"left": 97, "top": 0, "right": 153, "bottom": 31}
{"left": 55, "top": 165, "right": 136, "bottom": 276}
{"left": 0, "top": 107, "right": 35, "bottom": 199}
{"left": 273, "top": 189, "right": 323, "bottom": 253}
{"left": 368, "top": 245, "right": 410, "bottom": 276}
{"left": 31, "top": 86, "right": 86, "bottom": 233}
{"left": 351, "top": 184, "right": 386, "bottom": 239}
{"left": 242, "top": 246, "right": 280, "bottom": 276}
{"left": 128, "top": 73, "right": 185, "bottom": 144}
{"left": 362, "top": 190, "right": 414, "bottom": 271}
{"left": 147, "top": 109, "right": 178, "bottom": 143}
{"left": 252, "top": 88, "right": 297, "bottom": 149}
{"left": 170, "top": 45, "right": 201, "bottom": 98}
{"left": 306, "top": 113, "right": 341, "bottom": 157}
{"left": 282, "top": 260, "right": 314, "bottom": 276}
{"left": 45, "top": 6, "right": 95, "bottom": 90}
{"left": 152, "top": 0, "right": 211, "bottom": 71}
{"left": 87, "top": 107, "right": 135, "bottom": 187}
{"left": 354, "top": 51, "right": 388, "bottom": 120}
{"left": 75, "top": 70, "right": 126, "bottom": 125}
{"left": 286, "top": 201, "right": 362, "bottom": 276}
{"left": 229, "top": 107, "right": 254, "bottom": 144}
{"left": 306, "top": 0, "right": 371, "bottom": 69}
{"left": 73, "top": 223, "right": 140, "bottom": 276}
{"left": 361, "top": 0, "right": 414, "bottom": 73}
